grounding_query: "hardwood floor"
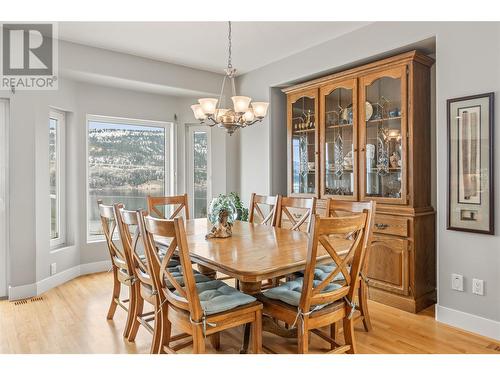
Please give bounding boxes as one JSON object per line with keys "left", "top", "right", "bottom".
{"left": 0, "top": 272, "right": 499, "bottom": 354}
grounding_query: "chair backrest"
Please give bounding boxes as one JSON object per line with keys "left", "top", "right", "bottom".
{"left": 248, "top": 193, "right": 278, "bottom": 226}
{"left": 299, "top": 213, "right": 370, "bottom": 314}
{"left": 326, "top": 200, "right": 376, "bottom": 272}
{"left": 147, "top": 194, "right": 190, "bottom": 220}
{"left": 275, "top": 196, "right": 317, "bottom": 232}
{"left": 98, "top": 200, "right": 128, "bottom": 271}
{"left": 114, "top": 205, "right": 154, "bottom": 288}
{"left": 138, "top": 215, "right": 203, "bottom": 321}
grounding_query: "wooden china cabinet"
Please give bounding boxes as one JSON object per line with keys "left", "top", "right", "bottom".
{"left": 284, "top": 51, "right": 435, "bottom": 313}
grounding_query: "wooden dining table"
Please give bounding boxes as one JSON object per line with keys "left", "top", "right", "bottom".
{"left": 156, "top": 218, "right": 353, "bottom": 353}
{"left": 157, "top": 218, "right": 352, "bottom": 295}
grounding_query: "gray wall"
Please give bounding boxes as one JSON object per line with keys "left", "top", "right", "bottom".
{"left": 236, "top": 22, "right": 500, "bottom": 323}
{"left": 1, "top": 41, "right": 229, "bottom": 292}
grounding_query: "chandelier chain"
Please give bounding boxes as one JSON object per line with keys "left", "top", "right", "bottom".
{"left": 227, "top": 21, "right": 232, "bottom": 69}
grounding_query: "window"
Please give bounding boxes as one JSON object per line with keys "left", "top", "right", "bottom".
{"left": 49, "top": 110, "right": 66, "bottom": 247}
{"left": 87, "top": 115, "right": 173, "bottom": 241}
{"left": 187, "top": 126, "right": 211, "bottom": 218}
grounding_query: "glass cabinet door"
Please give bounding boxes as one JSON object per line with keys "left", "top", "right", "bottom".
{"left": 320, "top": 79, "right": 357, "bottom": 199}
{"left": 360, "top": 66, "right": 407, "bottom": 203}
{"left": 288, "top": 89, "right": 318, "bottom": 196}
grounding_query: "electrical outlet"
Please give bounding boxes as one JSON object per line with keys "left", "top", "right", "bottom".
{"left": 472, "top": 278, "right": 484, "bottom": 295}
{"left": 451, "top": 273, "right": 464, "bottom": 291}
{"left": 50, "top": 263, "right": 57, "bottom": 276}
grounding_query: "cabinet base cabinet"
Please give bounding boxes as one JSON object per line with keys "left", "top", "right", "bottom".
{"left": 368, "top": 287, "right": 436, "bottom": 314}
{"left": 366, "top": 210, "right": 436, "bottom": 313}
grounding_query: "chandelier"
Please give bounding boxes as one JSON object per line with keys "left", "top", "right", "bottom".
{"left": 190, "top": 22, "right": 269, "bottom": 135}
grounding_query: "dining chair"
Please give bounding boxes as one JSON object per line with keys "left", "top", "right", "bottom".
{"left": 139, "top": 214, "right": 263, "bottom": 354}
{"left": 324, "top": 200, "right": 376, "bottom": 332}
{"left": 248, "top": 193, "right": 279, "bottom": 226}
{"left": 257, "top": 212, "right": 372, "bottom": 354}
{"left": 115, "top": 205, "right": 211, "bottom": 353}
{"left": 113, "top": 205, "right": 163, "bottom": 353}
{"left": 275, "top": 196, "right": 317, "bottom": 233}
{"left": 98, "top": 200, "right": 135, "bottom": 339}
{"left": 147, "top": 194, "right": 190, "bottom": 220}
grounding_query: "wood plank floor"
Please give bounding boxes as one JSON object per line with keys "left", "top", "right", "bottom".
{"left": 1, "top": 272, "right": 499, "bottom": 354}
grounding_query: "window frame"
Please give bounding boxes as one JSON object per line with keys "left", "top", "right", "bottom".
{"left": 186, "top": 124, "right": 212, "bottom": 218}
{"left": 49, "top": 109, "right": 66, "bottom": 248}
{"left": 86, "top": 114, "right": 174, "bottom": 243}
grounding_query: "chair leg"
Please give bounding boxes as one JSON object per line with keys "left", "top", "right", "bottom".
{"left": 150, "top": 299, "right": 162, "bottom": 354}
{"left": 330, "top": 322, "right": 339, "bottom": 350}
{"left": 192, "top": 325, "right": 206, "bottom": 354}
{"left": 297, "top": 321, "right": 309, "bottom": 354}
{"left": 127, "top": 287, "right": 144, "bottom": 342}
{"left": 251, "top": 310, "right": 262, "bottom": 354}
{"left": 159, "top": 302, "right": 171, "bottom": 353}
{"left": 123, "top": 285, "right": 136, "bottom": 338}
{"left": 343, "top": 318, "right": 356, "bottom": 354}
{"left": 106, "top": 267, "right": 120, "bottom": 320}
{"left": 359, "top": 282, "right": 372, "bottom": 332}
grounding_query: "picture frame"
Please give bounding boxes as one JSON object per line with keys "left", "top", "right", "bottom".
{"left": 447, "top": 92, "right": 494, "bottom": 234}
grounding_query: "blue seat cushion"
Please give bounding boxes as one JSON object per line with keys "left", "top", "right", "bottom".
{"left": 138, "top": 251, "right": 180, "bottom": 268}
{"left": 165, "top": 265, "right": 211, "bottom": 288}
{"left": 187, "top": 280, "right": 256, "bottom": 315}
{"left": 263, "top": 277, "right": 342, "bottom": 307}
{"left": 295, "top": 262, "right": 349, "bottom": 282}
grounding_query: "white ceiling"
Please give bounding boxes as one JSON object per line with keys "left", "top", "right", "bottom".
{"left": 58, "top": 22, "right": 369, "bottom": 75}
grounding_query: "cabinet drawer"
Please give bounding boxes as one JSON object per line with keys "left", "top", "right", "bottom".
{"left": 373, "top": 215, "right": 408, "bottom": 237}
{"left": 367, "top": 236, "right": 409, "bottom": 296}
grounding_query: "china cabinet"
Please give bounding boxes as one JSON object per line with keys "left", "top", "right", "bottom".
{"left": 284, "top": 51, "right": 435, "bottom": 313}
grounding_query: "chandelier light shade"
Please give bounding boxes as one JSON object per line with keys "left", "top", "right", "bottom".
{"left": 190, "top": 21, "right": 269, "bottom": 135}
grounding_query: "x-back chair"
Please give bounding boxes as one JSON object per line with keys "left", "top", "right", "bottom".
{"left": 98, "top": 200, "right": 135, "bottom": 339}
{"left": 139, "top": 215, "right": 263, "bottom": 354}
{"left": 258, "top": 211, "right": 372, "bottom": 354}
{"left": 275, "top": 196, "right": 317, "bottom": 233}
{"left": 114, "top": 205, "right": 163, "bottom": 353}
{"left": 147, "top": 194, "right": 190, "bottom": 220}
{"left": 248, "top": 193, "right": 279, "bottom": 226}
{"left": 325, "top": 199, "right": 376, "bottom": 332}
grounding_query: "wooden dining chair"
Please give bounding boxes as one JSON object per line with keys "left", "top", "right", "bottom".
{"left": 275, "top": 196, "right": 317, "bottom": 233}
{"left": 147, "top": 194, "right": 190, "bottom": 220}
{"left": 324, "top": 200, "right": 376, "bottom": 332}
{"left": 248, "top": 193, "right": 278, "bottom": 226}
{"left": 98, "top": 200, "right": 136, "bottom": 339}
{"left": 114, "top": 205, "right": 163, "bottom": 353}
{"left": 139, "top": 214, "right": 263, "bottom": 354}
{"left": 257, "top": 212, "right": 372, "bottom": 354}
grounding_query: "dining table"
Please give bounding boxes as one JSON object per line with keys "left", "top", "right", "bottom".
{"left": 156, "top": 218, "right": 353, "bottom": 353}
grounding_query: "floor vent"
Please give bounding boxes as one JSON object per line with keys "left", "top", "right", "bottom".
{"left": 12, "top": 299, "right": 29, "bottom": 306}
{"left": 11, "top": 296, "right": 43, "bottom": 305}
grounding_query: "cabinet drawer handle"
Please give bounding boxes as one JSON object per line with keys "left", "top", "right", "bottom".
{"left": 375, "top": 223, "right": 389, "bottom": 230}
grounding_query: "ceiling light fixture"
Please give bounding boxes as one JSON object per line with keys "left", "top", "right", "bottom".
{"left": 190, "top": 21, "right": 269, "bottom": 135}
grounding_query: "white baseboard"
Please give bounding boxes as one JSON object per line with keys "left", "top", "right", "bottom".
{"left": 37, "top": 265, "right": 81, "bottom": 295}
{"left": 8, "top": 283, "right": 37, "bottom": 300}
{"left": 8, "top": 260, "right": 112, "bottom": 301}
{"left": 436, "top": 304, "right": 500, "bottom": 341}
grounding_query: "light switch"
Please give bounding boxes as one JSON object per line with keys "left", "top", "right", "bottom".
{"left": 451, "top": 273, "right": 464, "bottom": 291}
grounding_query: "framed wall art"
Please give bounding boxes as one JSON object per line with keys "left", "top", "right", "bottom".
{"left": 447, "top": 92, "right": 494, "bottom": 234}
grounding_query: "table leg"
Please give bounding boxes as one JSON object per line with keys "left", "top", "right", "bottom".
{"left": 197, "top": 264, "right": 217, "bottom": 279}
{"left": 237, "top": 281, "right": 261, "bottom": 354}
